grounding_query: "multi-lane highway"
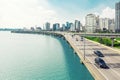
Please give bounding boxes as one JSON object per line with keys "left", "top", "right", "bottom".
{"left": 64, "top": 34, "right": 120, "bottom": 80}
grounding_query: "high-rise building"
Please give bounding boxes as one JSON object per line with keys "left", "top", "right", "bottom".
{"left": 85, "top": 14, "right": 97, "bottom": 33}
{"left": 66, "top": 22, "right": 70, "bottom": 30}
{"left": 115, "top": 2, "right": 120, "bottom": 32}
{"left": 99, "top": 18, "right": 109, "bottom": 30}
{"left": 62, "top": 24, "right": 66, "bottom": 31}
{"left": 53, "top": 23, "right": 60, "bottom": 31}
{"left": 80, "top": 24, "right": 83, "bottom": 31}
{"left": 30, "top": 27, "right": 35, "bottom": 31}
{"left": 36, "top": 27, "right": 42, "bottom": 31}
{"left": 96, "top": 16, "right": 100, "bottom": 30}
{"left": 69, "top": 23, "right": 75, "bottom": 31}
{"left": 99, "top": 18, "right": 115, "bottom": 31}
{"left": 109, "top": 19, "right": 115, "bottom": 32}
{"left": 75, "top": 20, "right": 81, "bottom": 32}
{"left": 45, "top": 22, "right": 50, "bottom": 31}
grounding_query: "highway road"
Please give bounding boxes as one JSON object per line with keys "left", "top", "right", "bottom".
{"left": 66, "top": 34, "right": 120, "bottom": 80}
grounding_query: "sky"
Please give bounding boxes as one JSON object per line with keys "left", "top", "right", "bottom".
{"left": 0, "top": 0, "right": 119, "bottom": 28}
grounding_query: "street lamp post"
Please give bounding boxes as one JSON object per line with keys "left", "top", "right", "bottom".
{"left": 84, "top": 37, "right": 85, "bottom": 60}
{"left": 83, "top": 29, "right": 86, "bottom": 60}
{"left": 111, "top": 37, "right": 115, "bottom": 47}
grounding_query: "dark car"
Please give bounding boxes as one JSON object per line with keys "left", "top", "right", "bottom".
{"left": 94, "top": 50, "right": 104, "bottom": 57}
{"left": 81, "top": 37, "right": 83, "bottom": 41}
{"left": 95, "top": 57, "right": 109, "bottom": 69}
{"left": 76, "top": 38, "right": 78, "bottom": 41}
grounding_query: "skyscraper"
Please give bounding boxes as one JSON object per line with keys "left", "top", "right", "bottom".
{"left": 115, "top": 1, "right": 120, "bottom": 32}
{"left": 66, "top": 22, "right": 70, "bottom": 30}
{"left": 62, "top": 24, "right": 66, "bottom": 31}
{"left": 75, "top": 20, "right": 81, "bottom": 32}
{"left": 53, "top": 23, "right": 60, "bottom": 31}
{"left": 85, "top": 14, "right": 97, "bottom": 33}
{"left": 45, "top": 22, "right": 50, "bottom": 31}
{"left": 69, "top": 23, "right": 75, "bottom": 31}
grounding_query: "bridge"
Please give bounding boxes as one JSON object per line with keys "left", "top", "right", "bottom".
{"left": 11, "top": 30, "right": 120, "bottom": 38}
{"left": 72, "top": 33, "right": 120, "bottom": 38}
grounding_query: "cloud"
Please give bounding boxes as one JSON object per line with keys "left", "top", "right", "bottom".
{"left": 99, "top": 7, "right": 115, "bottom": 19}
{"left": 0, "top": 0, "right": 116, "bottom": 28}
{"left": 0, "top": 0, "right": 57, "bottom": 28}
{"left": 81, "top": 6, "right": 115, "bottom": 26}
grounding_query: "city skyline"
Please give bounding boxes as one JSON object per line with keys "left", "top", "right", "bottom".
{"left": 0, "top": 0, "right": 119, "bottom": 28}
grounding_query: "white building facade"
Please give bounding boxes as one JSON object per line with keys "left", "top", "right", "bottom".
{"left": 85, "top": 14, "right": 97, "bottom": 33}
{"left": 99, "top": 18, "right": 109, "bottom": 30}
{"left": 99, "top": 18, "right": 115, "bottom": 32}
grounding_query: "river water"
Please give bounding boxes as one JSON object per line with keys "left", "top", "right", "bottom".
{"left": 0, "top": 31, "right": 94, "bottom": 80}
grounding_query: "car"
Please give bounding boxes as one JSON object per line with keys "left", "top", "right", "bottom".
{"left": 94, "top": 50, "right": 104, "bottom": 57}
{"left": 95, "top": 57, "right": 109, "bottom": 69}
{"left": 81, "top": 37, "right": 83, "bottom": 41}
{"left": 76, "top": 38, "right": 78, "bottom": 41}
{"left": 71, "top": 35, "right": 74, "bottom": 37}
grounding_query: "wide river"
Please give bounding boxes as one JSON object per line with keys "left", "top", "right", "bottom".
{"left": 0, "top": 31, "right": 94, "bottom": 80}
